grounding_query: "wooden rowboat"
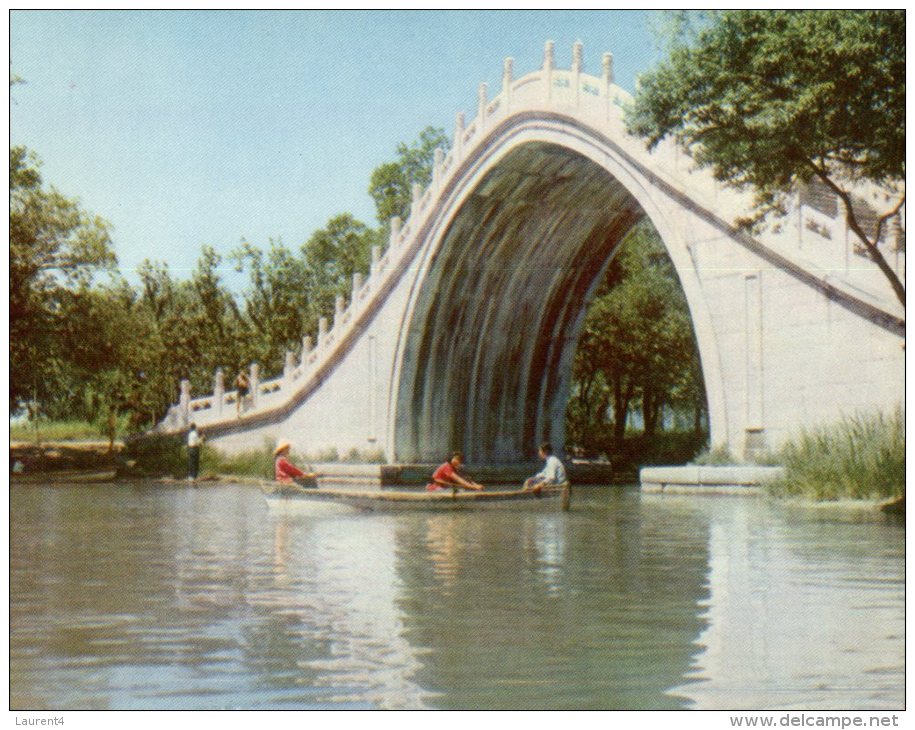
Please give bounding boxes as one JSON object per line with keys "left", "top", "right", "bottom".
{"left": 260, "top": 480, "right": 572, "bottom": 513}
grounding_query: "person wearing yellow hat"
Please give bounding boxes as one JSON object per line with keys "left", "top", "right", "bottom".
{"left": 274, "top": 439, "right": 311, "bottom": 484}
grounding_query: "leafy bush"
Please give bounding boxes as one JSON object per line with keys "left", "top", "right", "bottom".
{"left": 122, "top": 432, "right": 186, "bottom": 477}
{"left": 610, "top": 431, "right": 709, "bottom": 476}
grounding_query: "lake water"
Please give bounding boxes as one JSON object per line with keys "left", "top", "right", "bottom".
{"left": 9, "top": 482, "right": 904, "bottom": 710}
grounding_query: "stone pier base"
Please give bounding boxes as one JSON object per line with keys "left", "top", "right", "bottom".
{"left": 640, "top": 465, "right": 784, "bottom": 495}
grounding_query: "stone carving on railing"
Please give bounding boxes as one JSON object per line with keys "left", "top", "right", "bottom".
{"left": 165, "top": 40, "right": 901, "bottom": 433}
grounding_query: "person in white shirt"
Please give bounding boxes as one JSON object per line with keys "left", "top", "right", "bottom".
{"left": 187, "top": 423, "right": 203, "bottom": 482}
{"left": 524, "top": 441, "right": 566, "bottom": 490}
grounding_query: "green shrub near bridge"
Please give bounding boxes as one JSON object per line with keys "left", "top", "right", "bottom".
{"left": 767, "top": 409, "right": 904, "bottom": 502}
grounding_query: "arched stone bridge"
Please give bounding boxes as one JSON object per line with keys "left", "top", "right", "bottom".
{"left": 162, "top": 42, "right": 905, "bottom": 464}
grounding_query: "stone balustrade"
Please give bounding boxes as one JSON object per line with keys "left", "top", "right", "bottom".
{"left": 164, "top": 41, "right": 903, "bottom": 432}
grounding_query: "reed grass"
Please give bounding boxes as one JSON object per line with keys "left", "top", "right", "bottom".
{"left": 768, "top": 408, "right": 904, "bottom": 501}
{"left": 200, "top": 443, "right": 387, "bottom": 478}
{"left": 690, "top": 444, "right": 736, "bottom": 466}
{"left": 200, "top": 443, "right": 276, "bottom": 478}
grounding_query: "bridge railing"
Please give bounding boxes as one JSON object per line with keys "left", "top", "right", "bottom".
{"left": 162, "top": 40, "right": 903, "bottom": 433}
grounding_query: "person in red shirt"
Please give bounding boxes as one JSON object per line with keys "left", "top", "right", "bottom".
{"left": 274, "top": 439, "right": 312, "bottom": 485}
{"left": 426, "top": 451, "right": 484, "bottom": 492}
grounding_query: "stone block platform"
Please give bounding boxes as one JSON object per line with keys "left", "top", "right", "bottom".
{"left": 640, "top": 465, "right": 785, "bottom": 495}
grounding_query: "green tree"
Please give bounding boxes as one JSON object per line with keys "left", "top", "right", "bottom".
{"left": 567, "top": 222, "right": 705, "bottom": 455}
{"left": 368, "top": 126, "right": 451, "bottom": 224}
{"left": 230, "top": 216, "right": 379, "bottom": 381}
{"left": 627, "top": 10, "right": 905, "bottom": 306}
{"left": 10, "top": 146, "right": 116, "bottom": 412}
{"left": 232, "top": 238, "right": 313, "bottom": 372}
{"left": 55, "top": 279, "right": 165, "bottom": 447}
{"left": 137, "top": 250, "right": 250, "bottom": 409}
{"left": 302, "top": 213, "right": 379, "bottom": 304}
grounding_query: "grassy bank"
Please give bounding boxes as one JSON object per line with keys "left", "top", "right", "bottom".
{"left": 121, "top": 434, "right": 278, "bottom": 478}
{"left": 768, "top": 410, "right": 904, "bottom": 502}
{"left": 123, "top": 433, "right": 386, "bottom": 478}
{"left": 10, "top": 418, "right": 125, "bottom": 443}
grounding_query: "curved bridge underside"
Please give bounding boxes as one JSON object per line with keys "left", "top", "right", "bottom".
{"left": 395, "top": 142, "right": 643, "bottom": 463}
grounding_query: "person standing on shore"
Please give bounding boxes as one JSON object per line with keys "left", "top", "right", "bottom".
{"left": 187, "top": 423, "right": 203, "bottom": 483}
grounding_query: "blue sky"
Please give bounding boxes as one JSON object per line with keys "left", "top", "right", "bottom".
{"left": 10, "top": 10, "right": 662, "bottom": 288}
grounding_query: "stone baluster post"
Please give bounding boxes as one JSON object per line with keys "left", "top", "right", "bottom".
{"left": 214, "top": 368, "right": 225, "bottom": 417}
{"left": 318, "top": 317, "right": 328, "bottom": 347}
{"left": 249, "top": 363, "right": 260, "bottom": 410}
{"left": 301, "top": 336, "right": 312, "bottom": 367}
{"left": 389, "top": 216, "right": 402, "bottom": 250}
{"left": 334, "top": 296, "right": 345, "bottom": 329}
{"left": 602, "top": 52, "right": 615, "bottom": 121}
{"left": 454, "top": 111, "right": 465, "bottom": 160}
{"left": 477, "top": 82, "right": 488, "bottom": 131}
{"left": 179, "top": 379, "right": 191, "bottom": 427}
{"left": 502, "top": 57, "right": 514, "bottom": 112}
{"left": 571, "top": 40, "right": 583, "bottom": 108}
{"left": 352, "top": 272, "right": 363, "bottom": 302}
{"left": 543, "top": 40, "right": 555, "bottom": 103}
{"left": 833, "top": 208, "right": 850, "bottom": 272}
{"left": 433, "top": 147, "right": 444, "bottom": 194}
{"left": 370, "top": 244, "right": 382, "bottom": 278}
{"left": 284, "top": 350, "right": 295, "bottom": 387}
{"left": 602, "top": 52, "right": 614, "bottom": 88}
{"left": 410, "top": 183, "right": 422, "bottom": 220}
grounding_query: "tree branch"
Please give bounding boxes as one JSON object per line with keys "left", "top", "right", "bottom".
{"left": 803, "top": 159, "right": 905, "bottom": 307}
{"left": 872, "top": 194, "right": 906, "bottom": 249}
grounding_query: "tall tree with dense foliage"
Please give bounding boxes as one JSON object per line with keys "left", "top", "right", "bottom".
{"left": 231, "top": 238, "right": 314, "bottom": 372}
{"left": 567, "top": 222, "right": 705, "bottom": 456}
{"left": 135, "top": 250, "right": 250, "bottom": 405}
{"left": 368, "top": 126, "right": 451, "bottom": 224}
{"left": 10, "top": 146, "right": 116, "bottom": 412}
{"left": 230, "top": 215, "right": 380, "bottom": 375}
{"left": 626, "top": 10, "right": 905, "bottom": 306}
{"left": 302, "top": 213, "right": 379, "bottom": 304}
{"left": 56, "top": 279, "right": 165, "bottom": 447}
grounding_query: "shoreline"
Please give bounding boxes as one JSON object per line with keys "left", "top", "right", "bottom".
{"left": 10, "top": 443, "right": 902, "bottom": 514}
{"left": 8, "top": 467, "right": 903, "bottom": 514}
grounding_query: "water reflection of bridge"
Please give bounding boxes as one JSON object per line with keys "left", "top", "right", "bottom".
{"left": 391, "top": 497, "right": 711, "bottom": 710}
{"left": 257, "top": 489, "right": 711, "bottom": 710}
{"left": 12, "top": 485, "right": 902, "bottom": 709}
{"left": 258, "top": 492, "right": 903, "bottom": 710}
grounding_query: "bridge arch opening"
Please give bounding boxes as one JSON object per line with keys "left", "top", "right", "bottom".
{"left": 392, "top": 140, "right": 709, "bottom": 465}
